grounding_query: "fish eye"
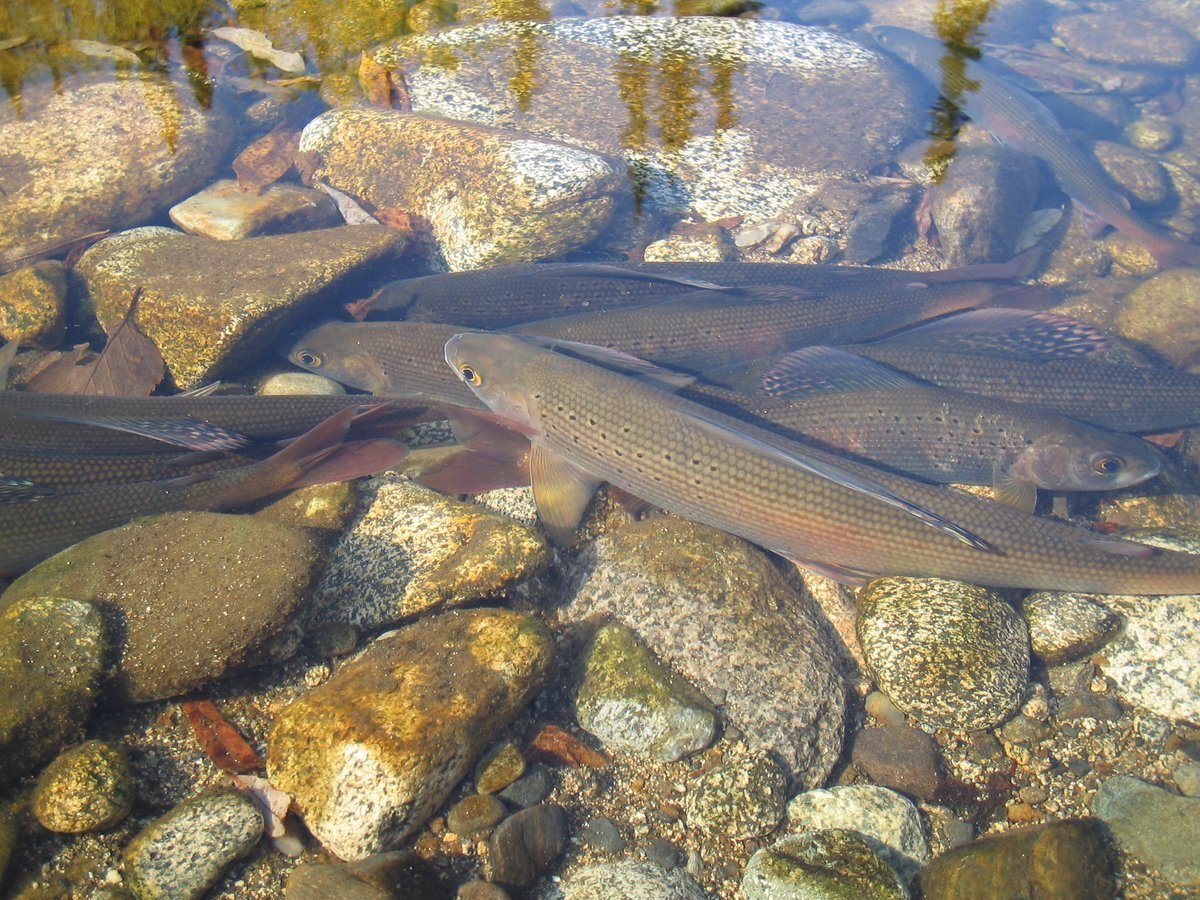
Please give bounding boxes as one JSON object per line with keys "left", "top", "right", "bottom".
{"left": 1092, "top": 455, "right": 1124, "bottom": 475}
{"left": 459, "top": 364, "right": 482, "bottom": 386}
{"left": 296, "top": 350, "right": 322, "bottom": 368}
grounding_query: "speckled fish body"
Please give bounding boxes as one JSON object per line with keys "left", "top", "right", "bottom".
{"left": 874, "top": 26, "right": 1200, "bottom": 269}
{"left": 445, "top": 332, "right": 1200, "bottom": 595}
{"left": 846, "top": 346, "right": 1200, "bottom": 433}
{"left": 0, "top": 392, "right": 431, "bottom": 453}
{"left": 0, "top": 446, "right": 251, "bottom": 493}
{"left": 365, "top": 256, "right": 1039, "bottom": 326}
{"left": 0, "top": 406, "right": 408, "bottom": 575}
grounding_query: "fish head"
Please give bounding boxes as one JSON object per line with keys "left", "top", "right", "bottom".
{"left": 871, "top": 26, "right": 928, "bottom": 67}
{"left": 280, "top": 323, "right": 391, "bottom": 393}
{"left": 1016, "top": 430, "right": 1163, "bottom": 492}
{"left": 444, "top": 332, "right": 551, "bottom": 436}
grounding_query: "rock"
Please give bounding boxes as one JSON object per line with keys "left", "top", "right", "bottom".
{"left": 258, "top": 372, "right": 347, "bottom": 396}
{"left": 579, "top": 817, "right": 625, "bottom": 853}
{"left": 74, "top": 224, "right": 407, "bottom": 388}
{"left": 268, "top": 608, "right": 553, "bottom": 859}
{"left": 457, "top": 881, "right": 510, "bottom": 900}
{"left": 743, "top": 829, "right": 908, "bottom": 899}
{"left": 643, "top": 228, "right": 738, "bottom": 263}
{"left": 371, "top": 18, "right": 921, "bottom": 222}
{"left": 644, "top": 837, "right": 682, "bottom": 869}
{"left": 0, "top": 597, "right": 107, "bottom": 786}
{"left": 918, "top": 818, "right": 1114, "bottom": 899}
{"left": 850, "top": 726, "right": 943, "bottom": 802}
{"left": 0, "top": 807, "right": 12, "bottom": 884}
{"left": 1093, "top": 494, "right": 1200, "bottom": 531}
{"left": 1092, "top": 776, "right": 1200, "bottom": 886}
{"left": 446, "top": 794, "right": 506, "bottom": 837}
{"left": 857, "top": 577, "right": 1030, "bottom": 730}
{"left": 312, "top": 476, "right": 550, "bottom": 631}
{"left": 574, "top": 621, "right": 717, "bottom": 762}
{"left": 285, "top": 851, "right": 452, "bottom": 900}
{"left": 786, "top": 784, "right": 930, "bottom": 881}
{"left": 123, "top": 789, "right": 264, "bottom": 900}
{"left": 253, "top": 481, "right": 359, "bottom": 533}
{"left": 683, "top": 744, "right": 787, "bottom": 840}
{"left": 2, "top": 511, "right": 322, "bottom": 703}
{"left": 930, "top": 147, "right": 1040, "bottom": 266}
{"left": 488, "top": 803, "right": 568, "bottom": 889}
{"left": 790, "top": 0, "right": 869, "bottom": 28}
{"left": 299, "top": 108, "right": 622, "bottom": 270}
{"left": 497, "top": 765, "right": 555, "bottom": 809}
{"left": 843, "top": 185, "right": 914, "bottom": 263}
{"left": 32, "top": 740, "right": 135, "bottom": 833}
{"left": 0, "top": 261, "right": 68, "bottom": 348}
{"left": 1092, "top": 142, "right": 1170, "bottom": 209}
{"left": 169, "top": 179, "right": 341, "bottom": 240}
{"left": 1021, "top": 592, "right": 1123, "bottom": 665}
{"left": 561, "top": 517, "right": 847, "bottom": 788}
{"left": 1114, "top": 268, "right": 1200, "bottom": 366}
{"left": 0, "top": 75, "right": 233, "bottom": 269}
{"left": 475, "top": 740, "right": 528, "bottom": 795}
{"left": 1127, "top": 117, "right": 1178, "bottom": 153}
{"left": 559, "top": 859, "right": 710, "bottom": 899}
{"left": 1054, "top": 13, "right": 1197, "bottom": 70}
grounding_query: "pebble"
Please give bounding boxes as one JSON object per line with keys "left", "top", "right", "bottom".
{"left": 169, "top": 179, "right": 342, "bottom": 240}
{"left": 447, "top": 794, "right": 507, "bottom": 837}
{"left": 1173, "top": 760, "right": 1200, "bottom": 797}
{"left": 32, "top": 740, "right": 134, "bottom": 833}
{"left": 1115, "top": 268, "right": 1200, "bottom": 367}
{"left": 786, "top": 784, "right": 930, "bottom": 881}
{"left": 476, "top": 740, "right": 528, "bottom": 795}
{"left": 857, "top": 577, "right": 1030, "bottom": 730}
{"left": 643, "top": 229, "right": 737, "bottom": 262}
{"left": 682, "top": 745, "right": 787, "bottom": 840}
{"left": 488, "top": 803, "right": 568, "bottom": 889}
{"left": 644, "top": 837, "right": 682, "bottom": 869}
{"left": 918, "top": 819, "right": 1114, "bottom": 898}
{"left": 3, "top": 511, "right": 322, "bottom": 703}
{"left": 929, "top": 147, "right": 1040, "bottom": 265}
{"left": 578, "top": 817, "right": 625, "bottom": 853}
{"left": 574, "top": 621, "right": 717, "bottom": 762}
{"left": 456, "top": 881, "right": 510, "bottom": 900}
{"left": 268, "top": 609, "right": 553, "bottom": 860}
{"left": 123, "top": 789, "right": 264, "bottom": 899}
{"left": 743, "top": 829, "right": 907, "bottom": 899}
{"left": 1092, "top": 141, "right": 1171, "bottom": 209}
{"left": 497, "top": 764, "right": 555, "bottom": 809}
{"left": 258, "top": 372, "right": 347, "bottom": 396}
{"left": 1021, "top": 592, "right": 1122, "bottom": 665}
{"left": 850, "top": 725, "right": 943, "bottom": 802}
{"left": 1092, "top": 776, "right": 1200, "bottom": 886}
{"left": 865, "top": 691, "right": 906, "bottom": 727}
{"left": 285, "top": 851, "right": 451, "bottom": 899}
{"left": 1127, "top": 117, "right": 1178, "bottom": 153}
{"left": 557, "top": 859, "right": 710, "bottom": 899}
{"left": 0, "top": 261, "right": 67, "bottom": 348}
{"left": 1054, "top": 12, "right": 1197, "bottom": 70}
{"left": 0, "top": 596, "right": 107, "bottom": 786}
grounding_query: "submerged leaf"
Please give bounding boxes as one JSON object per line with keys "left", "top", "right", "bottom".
{"left": 231, "top": 773, "right": 291, "bottom": 837}
{"left": 210, "top": 26, "right": 306, "bottom": 74}
{"left": 182, "top": 699, "right": 265, "bottom": 772}
{"left": 233, "top": 123, "right": 302, "bottom": 193}
{"left": 528, "top": 724, "right": 610, "bottom": 767}
{"left": 316, "top": 183, "right": 380, "bottom": 225}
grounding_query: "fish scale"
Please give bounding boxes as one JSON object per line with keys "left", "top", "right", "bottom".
{"left": 447, "top": 332, "right": 1200, "bottom": 594}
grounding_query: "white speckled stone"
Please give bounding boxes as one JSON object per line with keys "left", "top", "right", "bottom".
{"left": 1096, "top": 594, "right": 1200, "bottom": 721}
{"left": 556, "top": 859, "right": 710, "bottom": 899}
{"left": 258, "top": 372, "right": 347, "bottom": 396}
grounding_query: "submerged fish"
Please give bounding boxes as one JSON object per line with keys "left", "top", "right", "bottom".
{"left": 445, "top": 332, "right": 1200, "bottom": 594}
{"left": 0, "top": 406, "right": 408, "bottom": 576}
{"left": 361, "top": 253, "right": 1042, "bottom": 326}
{"left": 0, "top": 447, "right": 252, "bottom": 495}
{"left": 874, "top": 26, "right": 1200, "bottom": 269}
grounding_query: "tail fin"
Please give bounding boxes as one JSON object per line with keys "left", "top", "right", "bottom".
{"left": 924, "top": 246, "right": 1044, "bottom": 284}
{"left": 1150, "top": 236, "right": 1200, "bottom": 270}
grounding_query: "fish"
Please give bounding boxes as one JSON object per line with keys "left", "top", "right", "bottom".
{"left": 358, "top": 252, "right": 1043, "bottom": 326}
{"left": 874, "top": 26, "right": 1200, "bottom": 269}
{"left": 444, "top": 332, "right": 1200, "bottom": 594}
{"left": 0, "top": 405, "right": 409, "bottom": 576}
{"left": 0, "top": 391, "right": 433, "bottom": 454}
{"left": 0, "top": 447, "right": 253, "bottom": 495}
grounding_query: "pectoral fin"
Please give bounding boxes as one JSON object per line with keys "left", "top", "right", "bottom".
{"left": 992, "top": 463, "right": 1038, "bottom": 513}
{"left": 529, "top": 445, "right": 604, "bottom": 544}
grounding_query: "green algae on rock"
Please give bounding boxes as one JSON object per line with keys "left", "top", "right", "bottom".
{"left": 32, "top": 740, "right": 135, "bottom": 833}
{"left": 0, "top": 261, "right": 68, "bottom": 348}
{"left": 74, "top": 224, "right": 409, "bottom": 389}
{"left": 574, "top": 621, "right": 717, "bottom": 763}
{"left": 299, "top": 108, "right": 624, "bottom": 270}
{"left": 682, "top": 744, "right": 787, "bottom": 840}
{"left": 743, "top": 829, "right": 908, "bottom": 900}
{"left": 0, "top": 597, "right": 108, "bottom": 786}
{"left": 268, "top": 608, "right": 554, "bottom": 860}
{"left": 1, "top": 511, "right": 323, "bottom": 703}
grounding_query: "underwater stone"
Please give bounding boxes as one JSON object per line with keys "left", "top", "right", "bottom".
{"left": 743, "top": 829, "right": 908, "bottom": 899}
{"left": 169, "top": 179, "right": 342, "bottom": 240}
{"left": 32, "top": 740, "right": 135, "bottom": 833}
{"left": 1054, "top": 12, "right": 1198, "bottom": 70}
{"left": 1093, "top": 776, "right": 1200, "bottom": 886}
{"left": 1021, "top": 592, "right": 1122, "bottom": 665}
{"left": 488, "top": 803, "right": 568, "bottom": 888}
{"left": 930, "top": 147, "right": 1040, "bottom": 266}
{"left": 559, "top": 859, "right": 709, "bottom": 899}
{"left": 0, "top": 261, "right": 68, "bottom": 349}
{"left": 683, "top": 744, "right": 787, "bottom": 840}
{"left": 1115, "top": 267, "right": 1200, "bottom": 366}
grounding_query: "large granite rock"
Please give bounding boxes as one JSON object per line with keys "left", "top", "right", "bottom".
{"left": 368, "top": 18, "right": 922, "bottom": 222}
{"left": 268, "top": 608, "right": 554, "bottom": 859}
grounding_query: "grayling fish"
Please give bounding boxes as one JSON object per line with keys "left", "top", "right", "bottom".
{"left": 444, "top": 332, "right": 1200, "bottom": 594}
{"left": 874, "top": 26, "right": 1200, "bottom": 269}
{"left": 0, "top": 406, "right": 408, "bottom": 576}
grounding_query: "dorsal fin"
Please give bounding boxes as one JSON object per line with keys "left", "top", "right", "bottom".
{"left": 870, "top": 309, "right": 1112, "bottom": 358}
{"left": 27, "top": 413, "right": 251, "bottom": 452}
{"left": 545, "top": 263, "right": 733, "bottom": 292}
{"left": 521, "top": 337, "right": 696, "bottom": 390}
{"left": 758, "top": 346, "right": 919, "bottom": 399}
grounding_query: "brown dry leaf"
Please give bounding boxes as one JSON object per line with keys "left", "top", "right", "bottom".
{"left": 528, "top": 724, "right": 610, "bottom": 767}
{"left": 233, "top": 123, "right": 302, "bottom": 193}
{"left": 358, "top": 53, "right": 411, "bottom": 110}
{"left": 345, "top": 287, "right": 386, "bottom": 321}
{"left": 182, "top": 699, "right": 265, "bottom": 773}
{"left": 374, "top": 207, "right": 419, "bottom": 235}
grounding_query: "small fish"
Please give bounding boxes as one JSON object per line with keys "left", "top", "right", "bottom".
{"left": 874, "top": 26, "right": 1200, "bottom": 269}
{"left": 0, "top": 406, "right": 408, "bottom": 576}
{"left": 445, "top": 332, "right": 1200, "bottom": 594}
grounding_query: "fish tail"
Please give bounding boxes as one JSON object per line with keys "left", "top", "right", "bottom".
{"left": 925, "top": 246, "right": 1044, "bottom": 284}
{"left": 1149, "top": 236, "right": 1200, "bottom": 270}
{"left": 980, "top": 283, "right": 1063, "bottom": 310}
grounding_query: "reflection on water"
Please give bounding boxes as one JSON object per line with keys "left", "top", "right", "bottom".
{"left": 924, "top": 0, "right": 994, "bottom": 178}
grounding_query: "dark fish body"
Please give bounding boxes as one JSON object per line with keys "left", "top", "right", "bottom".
{"left": 847, "top": 345, "right": 1200, "bottom": 433}
{"left": 0, "top": 407, "right": 408, "bottom": 575}
{"left": 364, "top": 256, "right": 1039, "bottom": 327}
{"left": 0, "top": 447, "right": 251, "bottom": 492}
{"left": 446, "top": 332, "right": 1200, "bottom": 595}
{"left": 874, "top": 26, "right": 1200, "bottom": 269}
{"left": 0, "top": 392, "right": 431, "bottom": 454}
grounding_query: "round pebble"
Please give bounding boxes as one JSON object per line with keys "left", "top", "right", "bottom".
{"left": 446, "top": 794, "right": 506, "bottom": 836}
{"left": 743, "top": 829, "right": 906, "bottom": 899}
{"left": 560, "top": 859, "right": 708, "bottom": 899}
{"left": 1054, "top": 13, "right": 1197, "bottom": 70}
{"left": 1022, "top": 592, "right": 1122, "bottom": 665}
{"left": 32, "top": 740, "right": 135, "bottom": 833}
{"left": 475, "top": 740, "right": 527, "bottom": 795}
{"left": 1127, "top": 117, "right": 1178, "bottom": 153}
{"left": 497, "top": 764, "right": 554, "bottom": 809}
{"left": 488, "top": 804, "right": 567, "bottom": 889}
{"left": 579, "top": 817, "right": 625, "bottom": 853}
{"left": 682, "top": 745, "right": 786, "bottom": 840}
{"left": 257, "top": 371, "right": 347, "bottom": 396}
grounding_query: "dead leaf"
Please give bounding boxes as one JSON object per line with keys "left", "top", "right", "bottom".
{"left": 374, "top": 208, "right": 418, "bottom": 233}
{"left": 25, "top": 288, "right": 164, "bottom": 396}
{"left": 233, "top": 123, "right": 302, "bottom": 193}
{"left": 360, "top": 53, "right": 394, "bottom": 107}
{"left": 210, "top": 26, "right": 306, "bottom": 74}
{"left": 182, "top": 699, "right": 265, "bottom": 772}
{"left": 1143, "top": 431, "right": 1184, "bottom": 449}
{"left": 528, "top": 724, "right": 609, "bottom": 767}
{"left": 316, "top": 183, "right": 380, "bottom": 225}
{"left": 294, "top": 149, "right": 321, "bottom": 185}
{"left": 345, "top": 287, "right": 385, "bottom": 321}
